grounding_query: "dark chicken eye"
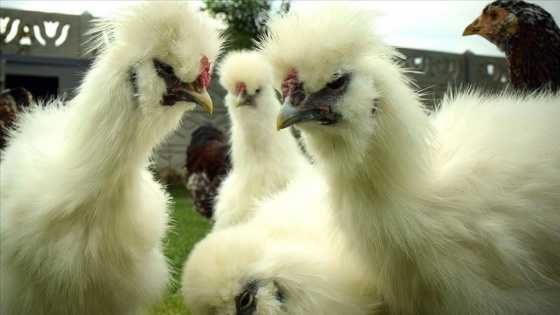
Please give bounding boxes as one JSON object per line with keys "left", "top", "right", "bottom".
{"left": 326, "top": 75, "right": 348, "bottom": 92}
{"left": 255, "top": 88, "right": 261, "bottom": 94}
{"left": 490, "top": 11, "right": 498, "bottom": 20}
{"left": 160, "top": 64, "right": 174, "bottom": 74}
{"left": 154, "top": 59, "right": 175, "bottom": 75}
{"left": 238, "top": 290, "right": 255, "bottom": 311}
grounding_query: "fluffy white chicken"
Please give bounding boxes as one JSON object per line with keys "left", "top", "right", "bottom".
{"left": 212, "top": 50, "right": 310, "bottom": 229}
{"left": 263, "top": 4, "right": 560, "bottom": 315}
{"left": 0, "top": 1, "right": 223, "bottom": 314}
{"left": 182, "top": 171, "right": 383, "bottom": 315}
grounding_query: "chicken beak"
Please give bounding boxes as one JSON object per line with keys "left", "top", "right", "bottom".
{"left": 189, "top": 87, "right": 214, "bottom": 113}
{"left": 277, "top": 98, "right": 298, "bottom": 130}
{"left": 463, "top": 19, "right": 481, "bottom": 36}
{"left": 277, "top": 98, "right": 326, "bottom": 130}
{"left": 173, "top": 85, "right": 214, "bottom": 113}
{"left": 235, "top": 91, "right": 246, "bottom": 108}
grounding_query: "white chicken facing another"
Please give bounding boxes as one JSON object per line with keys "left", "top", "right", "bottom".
{"left": 0, "top": 1, "right": 223, "bottom": 314}
{"left": 212, "top": 50, "right": 310, "bottom": 229}
{"left": 262, "top": 4, "right": 560, "bottom": 315}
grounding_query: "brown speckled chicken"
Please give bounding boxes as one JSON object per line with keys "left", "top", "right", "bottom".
{"left": 463, "top": 0, "right": 560, "bottom": 93}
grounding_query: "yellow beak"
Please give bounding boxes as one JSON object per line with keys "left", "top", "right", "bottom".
{"left": 189, "top": 87, "right": 213, "bottom": 113}
{"left": 235, "top": 92, "right": 245, "bottom": 108}
{"left": 463, "top": 19, "right": 481, "bottom": 36}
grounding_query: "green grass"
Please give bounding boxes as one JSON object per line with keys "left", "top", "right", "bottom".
{"left": 148, "top": 189, "right": 212, "bottom": 315}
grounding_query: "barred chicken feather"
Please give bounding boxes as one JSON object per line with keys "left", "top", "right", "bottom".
{"left": 186, "top": 123, "right": 231, "bottom": 219}
{"left": 463, "top": 0, "right": 560, "bottom": 92}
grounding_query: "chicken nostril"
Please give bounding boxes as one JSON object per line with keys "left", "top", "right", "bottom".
{"left": 290, "top": 91, "right": 306, "bottom": 107}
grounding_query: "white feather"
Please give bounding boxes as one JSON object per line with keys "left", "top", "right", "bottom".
{"left": 260, "top": 4, "right": 560, "bottom": 314}
{"left": 0, "top": 1, "right": 224, "bottom": 314}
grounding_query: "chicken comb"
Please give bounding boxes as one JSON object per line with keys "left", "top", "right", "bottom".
{"left": 197, "top": 55, "right": 211, "bottom": 88}
{"left": 236, "top": 82, "right": 247, "bottom": 94}
{"left": 281, "top": 69, "right": 300, "bottom": 98}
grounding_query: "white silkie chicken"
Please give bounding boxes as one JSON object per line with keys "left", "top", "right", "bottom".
{"left": 182, "top": 171, "right": 383, "bottom": 315}
{"left": 212, "top": 50, "right": 311, "bottom": 229}
{"left": 0, "top": 1, "right": 223, "bottom": 314}
{"left": 262, "top": 4, "right": 560, "bottom": 315}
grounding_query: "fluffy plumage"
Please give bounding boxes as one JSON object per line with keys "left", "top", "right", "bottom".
{"left": 463, "top": 0, "right": 560, "bottom": 92}
{"left": 186, "top": 123, "right": 231, "bottom": 219}
{"left": 0, "top": 1, "right": 223, "bottom": 314}
{"left": 182, "top": 171, "right": 382, "bottom": 315}
{"left": 263, "top": 4, "right": 560, "bottom": 314}
{"left": 212, "top": 50, "right": 310, "bottom": 229}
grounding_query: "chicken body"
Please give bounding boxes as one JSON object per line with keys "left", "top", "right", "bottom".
{"left": 212, "top": 50, "right": 310, "bottom": 229}
{"left": 463, "top": 0, "right": 560, "bottom": 92}
{"left": 0, "top": 1, "right": 223, "bottom": 314}
{"left": 263, "top": 4, "right": 560, "bottom": 314}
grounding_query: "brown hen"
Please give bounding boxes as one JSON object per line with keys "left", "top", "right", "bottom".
{"left": 463, "top": 0, "right": 560, "bottom": 93}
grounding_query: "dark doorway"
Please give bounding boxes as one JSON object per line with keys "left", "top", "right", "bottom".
{"left": 5, "top": 74, "right": 59, "bottom": 102}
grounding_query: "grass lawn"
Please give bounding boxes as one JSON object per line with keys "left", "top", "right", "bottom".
{"left": 148, "top": 188, "right": 212, "bottom": 315}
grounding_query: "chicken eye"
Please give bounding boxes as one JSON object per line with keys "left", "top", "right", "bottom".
{"left": 490, "top": 11, "right": 498, "bottom": 20}
{"left": 255, "top": 88, "right": 261, "bottom": 94}
{"left": 326, "top": 75, "right": 348, "bottom": 92}
{"left": 238, "top": 290, "right": 255, "bottom": 311}
{"left": 154, "top": 59, "right": 175, "bottom": 75}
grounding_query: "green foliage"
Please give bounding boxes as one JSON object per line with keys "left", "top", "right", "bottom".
{"left": 202, "top": 0, "right": 291, "bottom": 50}
{"left": 149, "top": 189, "right": 212, "bottom": 315}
